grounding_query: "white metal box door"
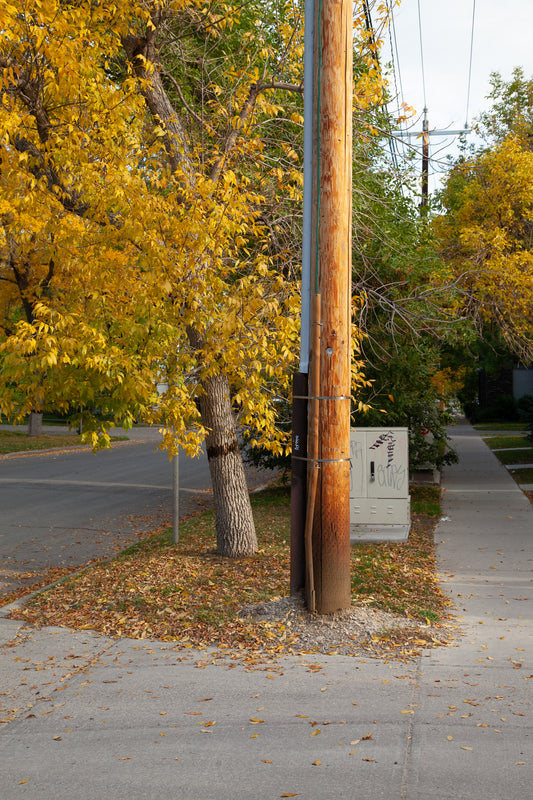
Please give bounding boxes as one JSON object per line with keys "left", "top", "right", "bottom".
{"left": 350, "top": 428, "right": 410, "bottom": 528}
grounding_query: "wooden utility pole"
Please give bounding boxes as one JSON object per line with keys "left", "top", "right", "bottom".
{"left": 306, "top": 0, "right": 352, "bottom": 614}
{"left": 391, "top": 113, "right": 471, "bottom": 211}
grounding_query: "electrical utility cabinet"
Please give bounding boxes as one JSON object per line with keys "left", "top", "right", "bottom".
{"left": 350, "top": 428, "right": 410, "bottom": 540}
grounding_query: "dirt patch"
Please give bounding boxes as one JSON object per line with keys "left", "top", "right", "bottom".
{"left": 239, "top": 595, "right": 452, "bottom": 659}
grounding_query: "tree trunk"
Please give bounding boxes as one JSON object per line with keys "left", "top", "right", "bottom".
{"left": 199, "top": 372, "right": 258, "bottom": 557}
{"left": 28, "top": 410, "right": 43, "bottom": 436}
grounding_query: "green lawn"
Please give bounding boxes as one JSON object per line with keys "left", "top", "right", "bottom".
{"left": 508, "top": 467, "right": 533, "bottom": 484}
{"left": 473, "top": 422, "right": 527, "bottom": 431}
{"left": 482, "top": 435, "right": 531, "bottom": 449}
{"left": 481, "top": 433, "right": 533, "bottom": 487}
{"left": 0, "top": 430, "right": 85, "bottom": 454}
{"left": 492, "top": 448, "right": 533, "bottom": 466}
{"left": 0, "top": 429, "right": 128, "bottom": 454}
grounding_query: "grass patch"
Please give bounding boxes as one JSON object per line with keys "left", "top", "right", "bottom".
{"left": 482, "top": 435, "right": 531, "bottom": 449}
{"left": 0, "top": 430, "right": 128, "bottom": 454}
{"left": 481, "top": 435, "right": 533, "bottom": 491}
{"left": 492, "top": 449, "right": 533, "bottom": 465}
{"left": 508, "top": 467, "right": 533, "bottom": 484}
{"left": 0, "top": 430, "right": 85, "bottom": 454}
{"left": 410, "top": 485, "right": 441, "bottom": 517}
{"left": 351, "top": 487, "right": 445, "bottom": 621}
{"left": 11, "top": 485, "right": 449, "bottom": 655}
{"left": 473, "top": 422, "right": 526, "bottom": 431}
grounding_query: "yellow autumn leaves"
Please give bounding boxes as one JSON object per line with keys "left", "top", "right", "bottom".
{"left": 0, "top": 0, "right": 390, "bottom": 454}
{"left": 435, "top": 135, "right": 533, "bottom": 359}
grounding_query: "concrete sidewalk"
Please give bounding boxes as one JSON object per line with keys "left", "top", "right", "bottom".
{"left": 0, "top": 423, "right": 531, "bottom": 799}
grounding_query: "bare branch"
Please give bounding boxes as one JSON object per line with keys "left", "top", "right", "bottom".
{"left": 209, "top": 81, "right": 303, "bottom": 184}
{"left": 160, "top": 67, "right": 205, "bottom": 127}
{"left": 260, "top": 82, "right": 303, "bottom": 94}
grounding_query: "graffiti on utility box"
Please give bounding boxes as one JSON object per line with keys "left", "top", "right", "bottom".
{"left": 368, "top": 431, "right": 406, "bottom": 492}
{"left": 369, "top": 430, "right": 397, "bottom": 468}
{"left": 350, "top": 428, "right": 408, "bottom": 499}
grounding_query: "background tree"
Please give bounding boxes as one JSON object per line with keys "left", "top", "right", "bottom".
{"left": 346, "top": 96, "right": 465, "bottom": 468}
{"left": 476, "top": 67, "right": 533, "bottom": 143}
{"left": 434, "top": 73, "right": 533, "bottom": 365}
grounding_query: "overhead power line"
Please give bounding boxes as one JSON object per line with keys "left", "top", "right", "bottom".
{"left": 384, "top": 0, "right": 476, "bottom": 195}
{"left": 417, "top": 0, "right": 427, "bottom": 108}
{"left": 363, "top": 0, "right": 399, "bottom": 170}
{"left": 385, "top": 0, "right": 404, "bottom": 121}
{"left": 465, "top": 0, "right": 477, "bottom": 127}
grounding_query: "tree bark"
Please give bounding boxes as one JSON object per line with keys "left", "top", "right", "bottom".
{"left": 28, "top": 411, "right": 43, "bottom": 436}
{"left": 199, "top": 372, "right": 258, "bottom": 557}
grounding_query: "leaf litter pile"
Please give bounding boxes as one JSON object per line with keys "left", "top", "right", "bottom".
{"left": 11, "top": 485, "right": 453, "bottom": 660}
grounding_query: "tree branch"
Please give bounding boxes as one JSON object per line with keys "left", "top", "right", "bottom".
{"left": 160, "top": 67, "right": 205, "bottom": 127}
{"left": 122, "top": 31, "right": 193, "bottom": 182}
{"left": 209, "top": 80, "right": 303, "bottom": 185}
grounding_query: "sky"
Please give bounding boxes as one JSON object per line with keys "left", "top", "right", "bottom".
{"left": 378, "top": 0, "right": 533, "bottom": 193}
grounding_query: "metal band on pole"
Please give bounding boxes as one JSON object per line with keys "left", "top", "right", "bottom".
{"left": 293, "top": 395, "right": 351, "bottom": 401}
{"left": 293, "top": 456, "right": 351, "bottom": 463}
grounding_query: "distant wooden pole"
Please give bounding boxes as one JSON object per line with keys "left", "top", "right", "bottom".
{"left": 310, "top": 0, "right": 352, "bottom": 613}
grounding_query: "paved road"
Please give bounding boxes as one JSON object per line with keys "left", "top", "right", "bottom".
{"left": 0, "top": 427, "right": 214, "bottom": 598}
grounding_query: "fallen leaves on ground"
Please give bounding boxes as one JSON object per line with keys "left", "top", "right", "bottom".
{"left": 1, "top": 566, "right": 82, "bottom": 607}
{"left": 0, "top": 514, "right": 173, "bottom": 607}
{"left": 10, "top": 486, "right": 451, "bottom": 659}
{"left": 351, "top": 487, "right": 451, "bottom": 622}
